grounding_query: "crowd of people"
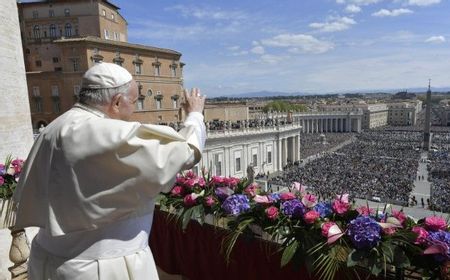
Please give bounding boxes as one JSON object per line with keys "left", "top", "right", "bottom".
{"left": 269, "top": 130, "right": 421, "bottom": 205}
{"left": 428, "top": 132, "right": 450, "bottom": 212}
{"left": 300, "top": 133, "right": 354, "bottom": 159}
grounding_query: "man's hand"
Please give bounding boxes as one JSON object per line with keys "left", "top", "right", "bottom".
{"left": 182, "top": 88, "right": 205, "bottom": 114}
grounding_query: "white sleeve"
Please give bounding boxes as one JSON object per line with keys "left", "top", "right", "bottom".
{"left": 183, "top": 112, "right": 206, "bottom": 152}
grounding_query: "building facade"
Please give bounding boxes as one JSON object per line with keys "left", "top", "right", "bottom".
{"left": 18, "top": 0, "right": 184, "bottom": 129}
{"left": 197, "top": 122, "right": 302, "bottom": 177}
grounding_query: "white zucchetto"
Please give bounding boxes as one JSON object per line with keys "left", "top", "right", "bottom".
{"left": 81, "top": 62, "right": 133, "bottom": 89}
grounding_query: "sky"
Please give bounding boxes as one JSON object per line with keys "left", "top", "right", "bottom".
{"left": 113, "top": 0, "right": 450, "bottom": 97}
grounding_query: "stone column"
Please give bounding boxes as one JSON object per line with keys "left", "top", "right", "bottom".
{"left": 277, "top": 138, "right": 282, "bottom": 171}
{"left": 315, "top": 119, "right": 319, "bottom": 133}
{"left": 340, "top": 118, "right": 344, "bottom": 132}
{"left": 324, "top": 118, "right": 328, "bottom": 132}
{"left": 0, "top": 0, "right": 34, "bottom": 160}
{"left": 283, "top": 138, "right": 288, "bottom": 167}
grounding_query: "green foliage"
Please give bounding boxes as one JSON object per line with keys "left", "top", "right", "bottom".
{"left": 262, "top": 101, "right": 307, "bottom": 113}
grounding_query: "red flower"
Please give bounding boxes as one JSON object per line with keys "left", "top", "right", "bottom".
{"left": 265, "top": 206, "right": 279, "bottom": 220}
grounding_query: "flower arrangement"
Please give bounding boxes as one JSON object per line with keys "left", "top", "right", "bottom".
{"left": 159, "top": 171, "right": 450, "bottom": 280}
{"left": 0, "top": 155, "right": 24, "bottom": 200}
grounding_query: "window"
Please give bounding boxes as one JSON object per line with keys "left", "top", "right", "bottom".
{"left": 73, "top": 85, "right": 80, "bottom": 96}
{"left": 52, "top": 98, "right": 60, "bottom": 113}
{"left": 65, "top": 23, "right": 72, "bottom": 37}
{"left": 114, "top": 32, "right": 120, "bottom": 41}
{"left": 32, "top": 86, "right": 40, "bottom": 97}
{"left": 51, "top": 85, "right": 59, "bottom": 97}
{"left": 33, "top": 25, "right": 40, "bottom": 38}
{"left": 104, "top": 29, "right": 109, "bottom": 39}
{"left": 64, "top": 8, "right": 70, "bottom": 17}
{"left": 32, "top": 11, "right": 38, "bottom": 19}
{"left": 25, "top": 48, "right": 30, "bottom": 54}
{"left": 102, "top": 9, "right": 106, "bottom": 16}
{"left": 49, "top": 24, "right": 56, "bottom": 37}
{"left": 154, "top": 64, "right": 160, "bottom": 76}
{"left": 235, "top": 157, "right": 241, "bottom": 172}
{"left": 252, "top": 154, "right": 258, "bottom": 166}
{"left": 156, "top": 99, "right": 161, "bottom": 110}
{"left": 172, "top": 99, "right": 177, "bottom": 109}
{"left": 134, "top": 63, "right": 142, "bottom": 74}
{"left": 267, "top": 151, "right": 272, "bottom": 164}
{"left": 214, "top": 154, "right": 222, "bottom": 176}
{"left": 49, "top": 10, "right": 55, "bottom": 17}
{"left": 111, "top": 13, "right": 115, "bottom": 20}
{"left": 35, "top": 60, "right": 42, "bottom": 67}
{"left": 34, "top": 97, "right": 43, "bottom": 113}
{"left": 170, "top": 64, "right": 177, "bottom": 77}
{"left": 137, "top": 98, "right": 144, "bottom": 110}
{"left": 52, "top": 57, "right": 59, "bottom": 63}
{"left": 71, "top": 58, "right": 79, "bottom": 71}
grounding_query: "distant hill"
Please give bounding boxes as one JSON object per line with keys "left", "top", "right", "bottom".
{"left": 218, "top": 87, "right": 450, "bottom": 99}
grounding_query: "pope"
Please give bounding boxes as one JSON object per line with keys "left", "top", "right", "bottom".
{"left": 13, "top": 62, "right": 206, "bottom": 280}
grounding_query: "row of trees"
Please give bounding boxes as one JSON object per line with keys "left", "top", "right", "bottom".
{"left": 262, "top": 101, "right": 307, "bottom": 113}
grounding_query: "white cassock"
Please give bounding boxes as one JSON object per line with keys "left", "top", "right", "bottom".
{"left": 13, "top": 103, "right": 206, "bottom": 280}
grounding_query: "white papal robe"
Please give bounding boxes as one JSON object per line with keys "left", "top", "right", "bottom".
{"left": 13, "top": 103, "right": 205, "bottom": 280}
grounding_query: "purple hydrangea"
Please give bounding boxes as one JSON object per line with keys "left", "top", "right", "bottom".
{"left": 269, "top": 193, "right": 281, "bottom": 202}
{"left": 427, "top": 230, "right": 450, "bottom": 262}
{"left": 281, "top": 199, "right": 306, "bottom": 219}
{"left": 0, "top": 164, "right": 5, "bottom": 176}
{"left": 347, "top": 216, "right": 382, "bottom": 250}
{"left": 314, "top": 202, "right": 333, "bottom": 218}
{"left": 215, "top": 187, "right": 234, "bottom": 201}
{"left": 221, "top": 194, "right": 250, "bottom": 216}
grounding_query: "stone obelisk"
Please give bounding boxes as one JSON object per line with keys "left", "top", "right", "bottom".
{"left": 423, "top": 80, "right": 432, "bottom": 151}
{"left": 0, "top": 0, "right": 34, "bottom": 160}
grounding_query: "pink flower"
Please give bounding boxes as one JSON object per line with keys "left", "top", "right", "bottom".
{"left": 225, "top": 177, "right": 240, "bottom": 187}
{"left": 254, "top": 195, "right": 271, "bottom": 204}
{"left": 321, "top": 222, "right": 336, "bottom": 237}
{"left": 301, "top": 194, "right": 317, "bottom": 208}
{"left": 183, "top": 194, "right": 197, "bottom": 206}
{"left": 176, "top": 175, "right": 186, "bottom": 184}
{"left": 335, "top": 194, "right": 349, "bottom": 204}
{"left": 304, "top": 210, "right": 320, "bottom": 224}
{"left": 425, "top": 216, "right": 447, "bottom": 231}
{"left": 291, "top": 182, "right": 306, "bottom": 194}
{"left": 0, "top": 176, "right": 4, "bottom": 186}
{"left": 412, "top": 226, "right": 429, "bottom": 245}
{"left": 280, "top": 192, "right": 296, "bottom": 201}
{"left": 392, "top": 209, "right": 407, "bottom": 225}
{"left": 170, "top": 185, "right": 183, "bottom": 197}
{"left": 211, "top": 176, "right": 225, "bottom": 184}
{"left": 185, "top": 170, "right": 196, "bottom": 178}
{"left": 357, "top": 206, "right": 374, "bottom": 216}
{"left": 332, "top": 199, "right": 350, "bottom": 215}
{"left": 205, "top": 196, "right": 216, "bottom": 207}
{"left": 244, "top": 183, "right": 259, "bottom": 197}
{"left": 265, "top": 206, "right": 279, "bottom": 220}
{"left": 383, "top": 227, "right": 397, "bottom": 235}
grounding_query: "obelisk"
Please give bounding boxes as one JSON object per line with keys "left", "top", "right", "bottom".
{"left": 423, "top": 80, "right": 431, "bottom": 151}
{"left": 0, "top": 0, "right": 34, "bottom": 160}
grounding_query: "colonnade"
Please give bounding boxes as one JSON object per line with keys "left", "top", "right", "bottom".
{"left": 299, "top": 117, "right": 362, "bottom": 133}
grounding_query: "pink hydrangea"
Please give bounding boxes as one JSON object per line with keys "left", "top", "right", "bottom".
{"left": 211, "top": 176, "right": 225, "bottom": 184}
{"left": 425, "top": 216, "right": 447, "bottom": 231}
{"left": 0, "top": 176, "right": 4, "bottom": 186}
{"left": 357, "top": 206, "right": 374, "bottom": 216}
{"left": 383, "top": 227, "right": 397, "bottom": 235}
{"left": 183, "top": 194, "right": 197, "bottom": 206}
{"left": 265, "top": 206, "right": 279, "bottom": 220}
{"left": 412, "top": 226, "right": 429, "bottom": 245}
{"left": 392, "top": 209, "right": 407, "bottom": 225}
{"left": 301, "top": 194, "right": 317, "bottom": 208}
{"left": 254, "top": 195, "right": 271, "bottom": 204}
{"left": 225, "top": 177, "right": 240, "bottom": 187}
{"left": 304, "top": 210, "right": 320, "bottom": 224}
{"left": 244, "top": 183, "right": 259, "bottom": 197}
{"left": 332, "top": 199, "right": 350, "bottom": 215}
{"left": 321, "top": 222, "right": 336, "bottom": 237}
{"left": 170, "top": 185, "right": 183, "bottom": 197}
{"left": 205, "top": 196, "right": 216, "bottom": 207}
{"left": 280, "top": 192, "right": 296, "bottom": 201}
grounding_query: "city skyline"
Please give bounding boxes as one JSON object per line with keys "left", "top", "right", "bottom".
{"left": 21, "top": 0, "right": 450, "bottom": 97}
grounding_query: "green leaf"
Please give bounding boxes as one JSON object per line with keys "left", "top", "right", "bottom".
{"left": 393, "top": 246, "right": 410, "bottom": 268}
{"left": 281, "top": 240, "right": 299, "bottom": 267}
{"left": 347, "top": 249, "right": 368, "bottom": 267}
{"left": 181, "top": 207, "right": 194, "bottom": 230}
